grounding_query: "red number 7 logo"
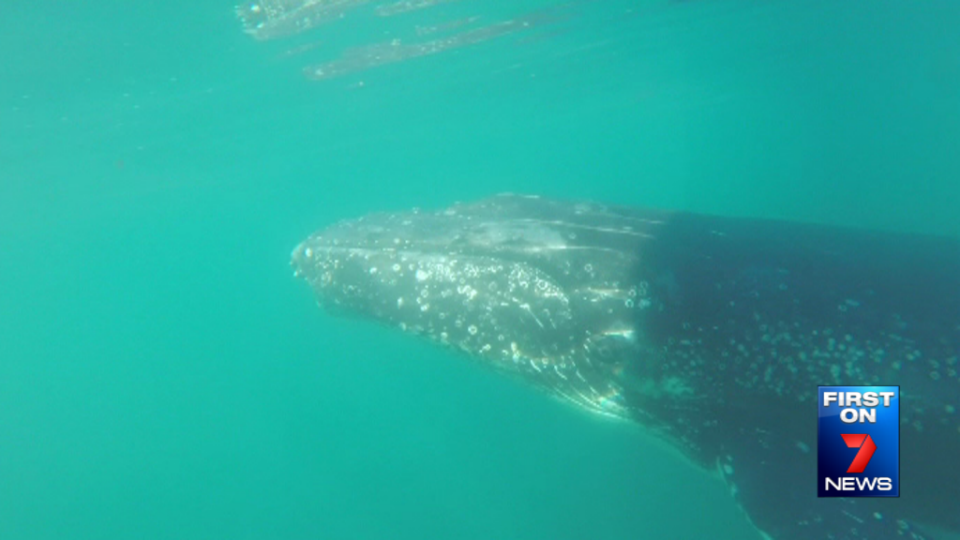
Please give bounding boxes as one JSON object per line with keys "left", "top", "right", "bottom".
{"left": 840, "top": 434, "right": 877, "bottom": 473}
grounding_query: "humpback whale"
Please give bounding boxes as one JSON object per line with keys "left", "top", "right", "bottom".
{"left": 291, "top": 194, "right": 960, "bottom": 540}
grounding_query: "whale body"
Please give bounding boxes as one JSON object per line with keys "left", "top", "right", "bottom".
{"left": 292, "top": 194, "right": 960, "bottom": 540}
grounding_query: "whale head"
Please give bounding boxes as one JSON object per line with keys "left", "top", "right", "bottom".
{"left": 291, "top": 195, "right": 670, "bottom": 417}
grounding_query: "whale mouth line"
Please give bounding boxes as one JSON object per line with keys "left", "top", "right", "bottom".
{"left": 293, "top": 237, "right": 635, "bottom": 264}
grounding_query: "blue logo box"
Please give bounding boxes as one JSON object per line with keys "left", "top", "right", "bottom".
{"left": 817, "top": 385, "right": 899, "bottom": 498}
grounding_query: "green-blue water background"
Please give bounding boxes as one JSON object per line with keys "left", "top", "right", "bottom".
{"left": 1, "top": 1, "right": 957, "bottom": 538}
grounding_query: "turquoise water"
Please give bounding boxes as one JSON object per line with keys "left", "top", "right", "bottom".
{"left": 1, "top": 1, "right": 958, "bottom": 539}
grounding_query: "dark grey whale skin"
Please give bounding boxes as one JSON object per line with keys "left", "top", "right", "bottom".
{"left": 292, "top": 195, "right": 960, "bottom": 540}
{"left": 631, "top": 211, "right": 959, "bottom": 540}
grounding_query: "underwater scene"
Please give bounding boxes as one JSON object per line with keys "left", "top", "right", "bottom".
{"left": 1, "top": 1, "right": 958, "bottom": 539}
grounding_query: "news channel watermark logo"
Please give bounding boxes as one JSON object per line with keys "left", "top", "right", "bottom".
{"left": 818, "top": 386, "right": 899, "bottom": 497}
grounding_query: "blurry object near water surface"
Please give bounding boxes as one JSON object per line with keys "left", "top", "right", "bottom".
{"left": 236, "top": 0, "right": 373, "bottom": 41}
{"left": 234, "top": 0, "right": 576, "bottom": 81}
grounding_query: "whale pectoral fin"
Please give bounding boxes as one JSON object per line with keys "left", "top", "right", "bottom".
{"left": 716, "top": 428, "right": 934, "bottom": 540}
